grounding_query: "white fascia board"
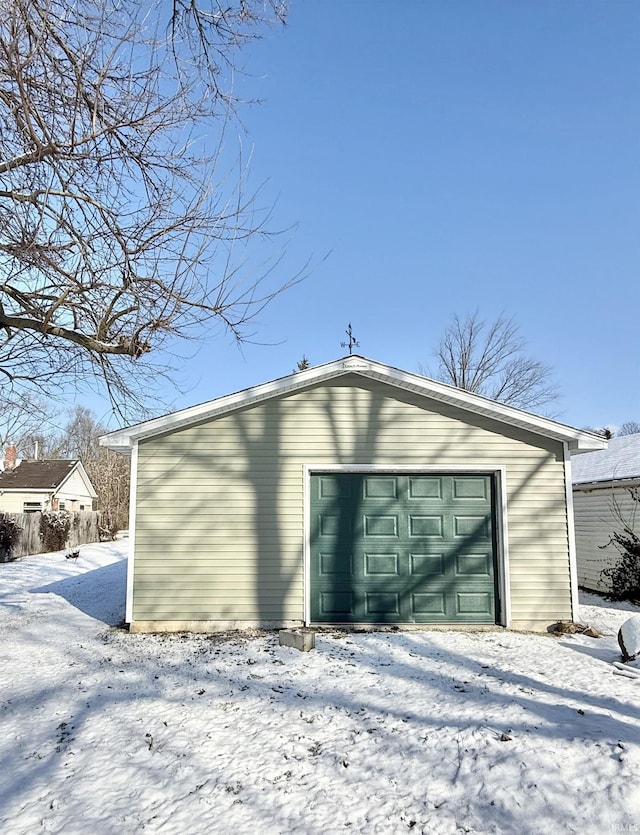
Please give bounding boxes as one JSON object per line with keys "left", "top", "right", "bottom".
{"left": 568, "top": 437, "right": 610, "bottom": 453}
{"left": 98, "top": 355, "right": 608, "bottom": 452}
{"left": 322, "top": 359, "right": 608, "bottom": 451}
{"left": 343, "top": 360, "right": 607, "bottom": 450}
{"left": 573, "top": 477, "right": 640, "bottom": 492}
{"left": 99, "top": 438, "right": 132, "bottom": 456}
{"left": 0, "top": 488, "right": 55, "bottom": 494}
{"left": 125, "top": 441, "right": 138, "bottom": 625}
{"left": 99, "top": 361, "right": 359, "bottom": 449}
{"left": 563, "top": 444, "right": 580, "bottom": 622}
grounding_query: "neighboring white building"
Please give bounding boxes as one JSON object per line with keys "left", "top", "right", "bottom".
{"left": 0, "top": 446, "right": 97, "bottom": 514}
{"left": 572, "top": 434, "right": 640, "bottom": 592}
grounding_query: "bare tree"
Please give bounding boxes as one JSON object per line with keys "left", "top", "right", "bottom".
{"left": 425, "top": 311, "right": 559, "bottom": 412}
{"left": 54, "top": 405, "right": 105, "bottom": 462}
{"left": 87, "top": 449, "right": 131, "bottom": 535}
{"left": 0, "top": 394, "right": 56, "bottom": 454}
{"left": 29, "top": 404, "right": 130, "bottom": 533}
{"left": 62, "top": 407, "right": 130, "bottom": 533}
{"left": 0, "top": 0, "right": 295, "bottom": 417}
{"left": 619, "top": 422, "right": 640, "bottom": 437}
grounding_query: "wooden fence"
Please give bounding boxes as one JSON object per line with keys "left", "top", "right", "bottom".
{"left": 1, "top": 511, "right": 101, "bottom": 561}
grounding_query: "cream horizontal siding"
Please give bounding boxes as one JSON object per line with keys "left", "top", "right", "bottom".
{"left": 56, "top": 469, "right": 94, "bottom": 508}
{"left": 0, "top": 492, "right": 51, "bottom": 513}
{"left": 132, "top": 377, "right": 570, "bottom": 627}
{"left": 573, "top": 484, "right": 637, "bottom": 591}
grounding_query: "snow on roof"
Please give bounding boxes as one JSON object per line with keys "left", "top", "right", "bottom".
{"left": 571, "top": 434, "right": 640, "bottom": 485}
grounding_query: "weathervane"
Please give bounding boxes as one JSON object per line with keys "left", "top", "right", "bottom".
{"left": 341, "top": 323, "right": 360, "bottom": 355}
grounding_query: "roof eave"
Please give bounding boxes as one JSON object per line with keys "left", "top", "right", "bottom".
{"left": 100, "top": 361, "right": 358, "bottom": 450}
{"left": 573, "top": 477, "right": 640, "bottom": 490}
{"left": 566, "top": 436, "right": 609, "bottom": 454}
{"left": 0, "top": 487, "right": 56, "bottom": 494}
{"left": 99, "top": 356, "right": 607, "bottom": 452}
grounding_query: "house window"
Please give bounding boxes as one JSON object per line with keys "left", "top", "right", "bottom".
{"left": 58, "top": 502, "right": 66, "bottom": 511}
{"left": 79, "top": 504, "right": 85, "bottom": 511}
{"left": 23, "top": 501, "right": 43, "bottom": 514}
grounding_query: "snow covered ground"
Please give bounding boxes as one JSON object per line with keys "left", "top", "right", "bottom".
{"left": 1, "top": 541, "right": 639, "bottom": 835}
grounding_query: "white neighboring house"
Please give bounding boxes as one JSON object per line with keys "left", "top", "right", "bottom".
{"left": 572, "top": 434, "right": 640, "bottom": 592}
{"left": 0, "top": 445, "right": 97, "bottom": 514}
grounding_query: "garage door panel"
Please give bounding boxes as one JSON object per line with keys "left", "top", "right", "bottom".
{"left": 318, "top": 476, "right": 352, "bottom": 499}
{"left": 318, "top": 514, "right": 344, "bottom": 536}
{"left": 319, "top": 591, "right": 354, "bottom": 617}
{"left": 310, "top": 473, "right": 497, "bottom": 624}
{"left": 409, "top": 515, "right": 444, "bottom": 537}
{"left": 363, "top": 514, "right": 398, "bottom": 537}
{"left": 453, "top": 477, "right": 489, "bottom": 499}
{"left": 456, "top": 592, "right": 493, "bottom": 617}
{"left": 412, "top": 592, "right": 447, "bottom": 616}
{"left": 410, "top": 553, "right": 446, "bottom": 576}
{"left": 454, "top": 515, "right": 490, "bottom": 538}
{"left": 318, "top": 552, "right": 353, "bottom": 576}
{"left": 363, "top": 476, "right": 398, "bottom": 499}
{"left": 364, "top": 552, "right": 400, "bottom": 575}
{"left": 408, "top": 477, "right": 443, "bottom": 499}
{"left": 365, "top": 592, "right": 400, "bottom": 616}
{"left": 456, "top": 554, "right": 492, "bottom": 576}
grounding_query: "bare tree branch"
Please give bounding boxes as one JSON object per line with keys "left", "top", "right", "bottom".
{"left": 0, "top": 393, "right": 55, "bottom": 450}
{"left": 619, "top": 422, "right": 640, "bottom": 437}
{"left": 423, "top": 310, "right": 560, "bottom": 413}
{"left": 0, "top": 0, "right": 295, "bottom": 418}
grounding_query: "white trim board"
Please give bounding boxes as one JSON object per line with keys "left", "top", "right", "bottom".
{"left": 563, "top": 444, "right": 580, "bottom": 623}
{"left": 125, "top": 441, "right": 139, "bottom": 625}
{"left": 100, "top": 356, "right": 607, "bottom": 455}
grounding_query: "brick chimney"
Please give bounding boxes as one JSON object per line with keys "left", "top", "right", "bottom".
{"left": 3, "top": 444, "right": 17, "bottom": 472}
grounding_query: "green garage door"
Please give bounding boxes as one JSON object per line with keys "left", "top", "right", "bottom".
{"left": 310, "top": 473, "right": 498, "bottom": 624}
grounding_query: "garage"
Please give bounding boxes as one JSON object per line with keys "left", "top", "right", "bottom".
{"left": 310, "top": 472, "right": 498, "bottom": 624}
{"left": 101, "top": 354, "right": 607, "bottom": 633}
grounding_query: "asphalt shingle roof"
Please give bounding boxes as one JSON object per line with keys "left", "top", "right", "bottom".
{"left": 571, "top": 435, "right": 640, "bottom": 485}
{"left": 0, "top": 460, "right": 78, "bottom": 490}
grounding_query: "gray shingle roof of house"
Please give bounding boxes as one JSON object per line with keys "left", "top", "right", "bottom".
{"left": 571, "top": 435, "right": 640, "bottom": 485}
{"left": 0, "top": 460, "right": 79, "bottom": 490}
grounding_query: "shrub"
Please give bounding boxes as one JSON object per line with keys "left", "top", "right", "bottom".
{"left": 600, "top": 488, "right": 640, "bottom": 602}
{"left": 99, "top": 523, "right": 119, "bottom": 542}
{"left": 0, "top": 514, "right": 22, "bottom": 562}
{"left": 39, "top": 510, "right": 71, "bottom": 553}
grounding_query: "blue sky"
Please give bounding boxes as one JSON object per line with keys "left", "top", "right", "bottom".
{"left": 104, "top": 1, "right": 640, "bottom": 430}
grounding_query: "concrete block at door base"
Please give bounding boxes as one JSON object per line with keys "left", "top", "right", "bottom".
{"left": 279, "top": 629, "right": 316, "bottom": 652}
